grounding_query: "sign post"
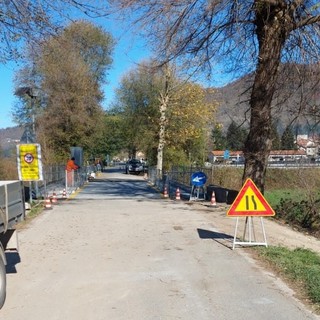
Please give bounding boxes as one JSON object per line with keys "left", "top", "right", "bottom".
{"left": 189, "top": 171, "right": 207, "bottom": 201}
{"left": 17, "top": 144, "right": 43, "bottom": 181}
{"left": 227, "top": 178, "right": 275, "bottom": 249}
{"left": 17, "top": 144, "right": 43, "bottom": 204}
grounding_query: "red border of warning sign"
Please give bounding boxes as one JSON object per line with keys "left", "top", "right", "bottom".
{"left": 227, "top": 178, "right": 275, "bottom": 217}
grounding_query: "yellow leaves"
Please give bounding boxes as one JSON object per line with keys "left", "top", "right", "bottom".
{"left": 162, "top": 82, "right": 218, "bottom": 150}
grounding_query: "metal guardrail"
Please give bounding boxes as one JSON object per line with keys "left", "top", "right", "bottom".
{"left": 148, "top": 166, "right": 206, "bottom": 199}
{"left": 148, "top": 162, "right": 320, "bottom": 201}
{"left": 210, "top": 161, "right": 320, "bottom": 168}
{"left": 26, "top": 165, "right": 97, "bottom": 202}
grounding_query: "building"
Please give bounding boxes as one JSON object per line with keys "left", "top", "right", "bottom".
{"left": 296, "top": 135, "right": 319, "bottom": 158}
{"left": 210, "top": 149, "right": 307, "bottom": 163}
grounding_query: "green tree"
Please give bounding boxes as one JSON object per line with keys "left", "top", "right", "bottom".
{"left": 110, "top": 1, "right": 320, "bottom": 193}
{"left": 271, "top": 122, "right": 281, "bottom": 150}
{"left": 211, "top": 123, "right": 226, "bottom": 151}
{"left": 114, "top": 62, "right": 160, "bottom": 159}
{"left": 98, "top": 111, "right": 127, "bottom": 159}
{"left": 165, "top": 81, "right": 216, "bottom": 167}
{"left": 115, "top": 61, "right": 216, "bottom": 169}
{"left": 226, "top": 121, "right": 248, "bottom": 150}
{"left": 15, "top": 21, "right": 115, "bottom": 162}
{"left": 281, "top": 126, "right": 296, "bottom": 150}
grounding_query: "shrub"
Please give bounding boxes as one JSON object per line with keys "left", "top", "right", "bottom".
{"left": 275, "top": 198, "right": 320, "bottom": 230}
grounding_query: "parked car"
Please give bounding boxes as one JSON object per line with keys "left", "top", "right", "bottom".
{"left": 125, "top": 159, "right": 144, "bottom": 175}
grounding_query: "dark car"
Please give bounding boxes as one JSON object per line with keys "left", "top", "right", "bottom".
{"left": 125, "top": 159, "right": 144, "bottom": 175}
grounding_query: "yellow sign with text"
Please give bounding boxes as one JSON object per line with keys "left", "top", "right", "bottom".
{"left": 17, "top": 144, "right": 43, "bottom": 181}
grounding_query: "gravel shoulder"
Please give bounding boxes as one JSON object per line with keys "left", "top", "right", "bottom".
{"left": 189, "top": 201, "right": 320, "bottom": 254}
{"left": 189, "top": 200, "right": 320, "bottom": 314}
{"left": 2, "top": 172, "right": 319, "bottom": 319}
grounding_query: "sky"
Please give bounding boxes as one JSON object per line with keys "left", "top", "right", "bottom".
{"left": 0, "top": 14, "right": 231, "bottom": 130}
{"left": 0, "top": 21, "right": 151, "bottom": 129}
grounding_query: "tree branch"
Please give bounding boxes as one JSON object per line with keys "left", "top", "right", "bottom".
{"left": 294, "top": 14, "right": 320, "bottom": 29}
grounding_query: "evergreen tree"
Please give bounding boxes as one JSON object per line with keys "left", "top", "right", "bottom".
{"left": 211, "top": 123, "right": 226, "bottom": 150}
{"left": 281, "top": 126, "right": 296, "bottom": 150}
{"left": 226, "top": 121, "right": 247, "bottom": 150}
{"left": 271, "top": 122, "right": 281, "bottom": 150}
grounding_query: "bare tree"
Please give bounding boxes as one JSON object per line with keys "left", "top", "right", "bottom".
{"left": 0, "top": 0, "right": 110, "bottom": 63}
{"left": 109, "top": 0, "right": 320, "bottom": 192}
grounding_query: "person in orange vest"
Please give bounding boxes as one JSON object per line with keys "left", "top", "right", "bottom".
{"left": 66, "top": 157, "right": 79, "bottom": 187}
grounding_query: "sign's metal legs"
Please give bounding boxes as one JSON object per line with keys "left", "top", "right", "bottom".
{"left": 232, "top": 217, "right": 268, "bottom": 250}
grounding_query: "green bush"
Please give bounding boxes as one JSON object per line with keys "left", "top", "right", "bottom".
{"left": 274, "top": 198, "right": 320, "bottom": 230}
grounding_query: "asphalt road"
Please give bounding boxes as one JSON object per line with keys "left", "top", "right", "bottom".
{"left": 1, "top": 168, "right": 318, "bottom": 319}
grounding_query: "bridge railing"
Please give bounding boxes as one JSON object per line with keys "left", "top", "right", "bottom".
{"left": 26, "top": 165, "right": 96, "bottom": 201}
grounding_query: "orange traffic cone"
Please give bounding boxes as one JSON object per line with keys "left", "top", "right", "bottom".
{"left": 210, "top": 191, "right": 217, "bottom": 206}
{"left": 44, "top": 197, "right": 52, "bottom": 210}
{"left": 62, "top": 189, "right": 67, "bottom": 199}
{"left": 51, "top": 192, "right": 58, "bottom": 204}
{"left": 163, "top": 186, "right": 169, "bottom": 198}
{"left": 175, "top": 188, "right": 181, "bottom": 200}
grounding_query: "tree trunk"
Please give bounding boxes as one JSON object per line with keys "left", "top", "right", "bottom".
{"left": 156, "top": 97, "right": 168, "bottom": 178}
{"left": 243, "top": 2, "right": 287, "bottom": 193}
{"left": 156, "top": 64, "right": 171, "bottom": 178}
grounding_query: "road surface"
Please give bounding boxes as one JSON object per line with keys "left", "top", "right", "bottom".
{"left": 1, "top": 168, "right": 318, "bottom": 319}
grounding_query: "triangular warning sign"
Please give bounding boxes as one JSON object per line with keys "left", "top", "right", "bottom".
{"left": 227, "top": 178, "right": 275, "bottom": 217}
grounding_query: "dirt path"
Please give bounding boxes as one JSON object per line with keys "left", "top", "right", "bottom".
{"left": 190, "top": 202, "right": 320, "bottom": 253}
{"left": 2, "top": 172, "right": 319, "bottom": 319}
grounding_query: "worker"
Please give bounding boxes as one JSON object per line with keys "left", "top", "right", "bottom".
{"left": 66, "top": 157, "right": 79, "bottom": 172}
{"left": 66, "top": 157, "right": 79, "bottom": 187}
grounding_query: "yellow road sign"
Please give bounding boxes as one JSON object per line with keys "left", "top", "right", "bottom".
{"left": 17, "top": 144, "right": 43, "bottom": 181}
{"left": 227, "top": 178, "right": 275, "bottom": 217}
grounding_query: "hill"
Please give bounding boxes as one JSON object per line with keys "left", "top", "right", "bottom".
{"left": 208, "top": 63, "right": 320, "bottom": 134}
{"left": 0, "top": 126, "right": 24, "bottom": 155}
{"left": 1, "top": 63, "right": 319, "bottom": 151}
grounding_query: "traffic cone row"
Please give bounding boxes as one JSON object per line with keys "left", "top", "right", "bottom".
{"left": 62, "top": 189, "right": 67, "bottom": 199}
{"left": 44, "top": 188, "right": 69, "bottom": 211}
{"left": 210, "top": 191, "right": 217, "bottom": 206}
{"left": 163, "top": 186, "right": 183, "bottom": 200}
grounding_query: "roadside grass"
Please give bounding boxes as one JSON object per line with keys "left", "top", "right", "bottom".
{"left": 17, "top": 201, "right": 44, "bottom": 230}
{"left": 209, "top": 167, "right": 320, "bottom": 313}
{"left": 264, "top": 189, "right": 307, "bottom": 208}
{"left": 253, "top": 246, "right": 320, "bottom": 312}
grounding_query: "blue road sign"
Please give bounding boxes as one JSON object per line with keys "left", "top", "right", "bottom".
{"left": 224, "top": 150, "right": 230, "bottom": 160}
{"left": 191, "top": 171, "right": 207, "bottom": 187}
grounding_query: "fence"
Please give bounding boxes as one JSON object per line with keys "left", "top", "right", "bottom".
{"left": 26, "top": 164, "right": 96, "bottom": 202}
{"left": 148, "top": 165, "right": 215, "bottom": 200}
{"left": 148, "top": 165, "right": 243, "bottom": 203}
{"left": 149, "top": 162, "right": 320, "bottom": 203}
